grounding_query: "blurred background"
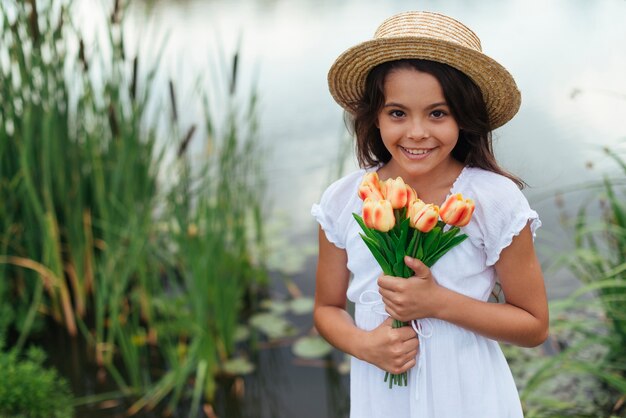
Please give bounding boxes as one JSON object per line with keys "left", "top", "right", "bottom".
{"left": 124, "top": 0, "right": 626, "bottom": 292}
{"left": 1, "top": 0, "right": 625, "bottom": 417}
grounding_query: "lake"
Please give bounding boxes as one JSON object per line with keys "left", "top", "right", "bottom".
{"left": 87, "top": 0, "right": 626, "bottom": 300}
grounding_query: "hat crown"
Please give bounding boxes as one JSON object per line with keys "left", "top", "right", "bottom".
{"left": 374, "top": 11, "right": 482, "bottom": 52}
{"left": 327, "top": 10, "right": 521, "bottom": 129}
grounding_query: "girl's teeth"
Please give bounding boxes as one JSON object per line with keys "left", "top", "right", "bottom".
{"left": 403, "top": 147, "right": 429, "bottom": 155}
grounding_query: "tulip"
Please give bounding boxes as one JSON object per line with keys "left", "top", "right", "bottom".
{"left": 407, "top": 198, "right": 426, "bottom": 223}
{"left": 410, "top": 203, "right": 439, "bottom": 232}
{"left": 405, "top": 184, "right": 418, "bottom": 208}
{"left": 358, "top": 172, "right": 385, "bottom": 201}
{"left": 383, "top": 177, "right": 409, "bottom": 209}
{"left": 439, "top": 193, "right": 475, "bottom": 227}
{"left": 362, "top": 198, "right": 395, "bottom": 232}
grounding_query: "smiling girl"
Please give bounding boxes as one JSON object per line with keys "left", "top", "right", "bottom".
{"left": 312, "top": 11, "right": 548, "bottom": 418}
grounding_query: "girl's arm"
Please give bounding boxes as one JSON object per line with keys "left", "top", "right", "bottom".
{"left": 378, "top": 223, "right": 549, "bottom": 347}
{"left": 313, "top": 227, "right": 419, "bottom": 374}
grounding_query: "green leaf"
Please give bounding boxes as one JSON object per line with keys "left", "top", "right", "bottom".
{"left": 383, "top": 228, "right": 400, "bottom": 247}
{"left": 353, "top": 213, "right": 396, "bottom": 270}
{"left": 388, "top": 226, "right": 400, "bottom": 242}
{"left": 289, "top": 297, "right": 315, "bottom": 315}
{"left": 423, "top": 227, "right": 442, "bottom": 255}
{"left": 395, "top": 221, "right": 409, "bottom": 265}
{"left": 260, "top": 298, "right": 289, "bottom": 315}
{"left": 360, "top": 234, "right": 393, "bottom": 275}
{"left": 371, "top": 230, "right": 396, "bottom": 262}
{"left": 407, "top": 229, "right": 418, "bottom": 253}
{"left": 604, "top": 176, "right": 626, "bottom": 229}
{"left": 352, "top": 213, "right": 376, "bottom": 240}
{"left": 424, "top": 234, "right": 468, "bottom": 267}
{"left": 234, "top": 325, "right": 250, "bottom": 343}
{"left": 222, "top": 357, "right": 255, "bottom": 375}
{"left": 393, "top": 260, "right": 407, "bottom": 277}
{"left": 292, "top": 336, "right": 334, "bottom": 359}
{"left": 416, "top": 243, "right": 424, "bottom": 260}
{"left": 249, "top": 313, "right": 296, "bottom": 339}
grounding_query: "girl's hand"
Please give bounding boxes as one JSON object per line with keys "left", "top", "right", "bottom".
{"left": 360, "top": 317, "right": 419, "bottom": 375}
{"left": 378, "top": 256, "right": 444, "bottom": 322}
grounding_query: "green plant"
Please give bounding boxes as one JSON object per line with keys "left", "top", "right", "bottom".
{"left": 0, "top": 345, "right": 74, "bottom": 418}
{"left": 520, "top": 147, "right": 626, "bottom": 417}
{"left": 1, "top": 0, "right": 268, "bottom": 414}
{"left": 0, "top": 0, "right": 165, "bottom": 395}
{"left": 127, "top": 55, "right": 268, "bottom": 415}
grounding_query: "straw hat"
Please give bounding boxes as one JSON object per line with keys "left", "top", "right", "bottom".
{"left": 327, "top": 11, "right": 521, "bottom": 129}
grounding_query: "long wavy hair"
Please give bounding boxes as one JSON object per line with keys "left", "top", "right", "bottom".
{"left": 349, "top": 59, "right": 524, "bottom": 188}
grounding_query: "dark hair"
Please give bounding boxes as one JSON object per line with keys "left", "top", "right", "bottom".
{"left": 350, "top": 59, "right": 525, "bottom": 188}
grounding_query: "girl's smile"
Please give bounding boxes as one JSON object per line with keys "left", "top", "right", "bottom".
{"left": 399, "top": 146, "right": 433, "bottom": 158}
{"left": 377, "top": 67, "right": 462, "bottom": 189}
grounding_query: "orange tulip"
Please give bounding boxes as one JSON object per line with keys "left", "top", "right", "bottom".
{"left": 383, "top": 177, "right": 409, "bottom": 209}
{"left": 410, "top": 203, "right": 439, "bottom": 232}
{"left": 407, "top": 198, "right": 426, "bottom": 224}
{"left": 405, "top": 184, "right": 418, "bottom": 208}
{"left": 358, "top": 172, "right": 385, "bottom": 201}
{"left": 439, "top": 193, "right": 475, "bottom": 227}
{"left": 362, "top": 198, "right": 395, "bottom": 232}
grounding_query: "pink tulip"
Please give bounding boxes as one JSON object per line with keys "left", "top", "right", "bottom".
{"left": 362, "top": 198, "right": 395, "bottom": 232}
{"left": 358, "top": 172, "right": 385, "bottom": 201}
{"left": 440, "top": 193, "right": 475, "bottom": 227}
{"left": 410, "top": 204, "right": 439, "bottom": 232}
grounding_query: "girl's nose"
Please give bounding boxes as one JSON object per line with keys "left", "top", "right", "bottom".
{"left": 407, "top": 118, "right": 428, "bottom": 140}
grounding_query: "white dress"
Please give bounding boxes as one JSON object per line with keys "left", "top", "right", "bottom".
{"left": 311, "top": 166, "right": 541, "bottom": 418}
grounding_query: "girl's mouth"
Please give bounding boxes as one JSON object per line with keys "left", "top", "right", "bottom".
{"left": 400, "top": 146, "right": 432, "bottom": 158}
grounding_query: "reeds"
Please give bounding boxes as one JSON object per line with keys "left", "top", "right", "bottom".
{"left": 521, "top": 147, "right": 626, "bottom": 416}
{"left": 1, "top": 0, "right": 267, "bottom": 414}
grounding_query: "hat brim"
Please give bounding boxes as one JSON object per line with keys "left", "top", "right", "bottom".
{"left": 327, "top": 37, "right": 521, "bottom": 129}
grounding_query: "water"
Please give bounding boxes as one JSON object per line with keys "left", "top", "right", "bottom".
{"left": 61, "top": 0, "right": 626, "bottom": 416}
{"left": 107, "top": 0, "right": 626, "bottom": 300}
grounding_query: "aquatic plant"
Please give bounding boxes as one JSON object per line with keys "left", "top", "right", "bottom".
{"left": 0, "top": 343, "right": 74, "bottom": 418}
{"left": 520, "top": 147, "right": 626, "bottom": 417}
{"left": 0, "top": 0, "right": 267, "bottom": 414}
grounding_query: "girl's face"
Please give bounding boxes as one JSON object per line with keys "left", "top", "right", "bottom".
{"left": 377, "top": 68, "right": 460, "bottom": 183}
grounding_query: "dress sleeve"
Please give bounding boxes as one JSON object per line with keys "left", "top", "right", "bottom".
{"left": 470, "top": 176, "right": 541, "bottom": 266}
{"left": 311, "top": 203, "right": 345, "bottom": 249}
{"left": 311, "top": 175, "right": 355, "bottom": 249}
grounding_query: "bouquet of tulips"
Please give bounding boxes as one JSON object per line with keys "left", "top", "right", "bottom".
{"left": 353, "top": 172, "right": 475, "bottom": 388}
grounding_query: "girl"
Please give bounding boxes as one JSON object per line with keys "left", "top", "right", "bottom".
{"left": 312, "top": 11, "right": 549, "bottom": 418}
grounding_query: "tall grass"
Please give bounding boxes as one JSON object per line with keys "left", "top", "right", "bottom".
{"left": 0, "top": 0, "right": 267, "bottom": 414}
{"left": 521, "top": 147, "right": 626, "bottom": 417}
{"left": 127, "top": 60, "right": 267, "bottom": 415}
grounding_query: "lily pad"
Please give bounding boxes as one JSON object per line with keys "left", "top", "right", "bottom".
{"left": 234, "top": 325, "right": 250, "bottom": 343}
{"left": 222, "top": 357, "right": 255, "bottom": 375}
{"left": 249, "top": 312, "right": 296, "bottom": 339}
{"left": 292, "top": 336, "right": 333, "bottom": 359}
{"left": 260, "top": 298, "right": 289, "bottom": 315}
{"left": 289, "top": 297, "right": 315, "bottom": 315}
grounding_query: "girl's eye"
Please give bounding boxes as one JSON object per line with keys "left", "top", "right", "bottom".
{"left": 431, "top": 110, "right": 447, "bottom": 118}
{"left": 389, "top": 110, "right": 405, "bottom": 118}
